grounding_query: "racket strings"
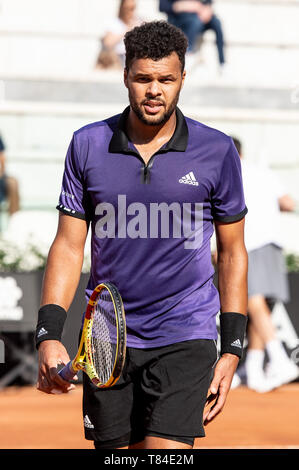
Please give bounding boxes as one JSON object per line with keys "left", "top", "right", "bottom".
{"left": 91, "top": 288, "right": 117, "bottom": 384}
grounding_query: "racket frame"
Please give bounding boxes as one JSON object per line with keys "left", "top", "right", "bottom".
{"left": 67, "top": 282, "right": 126, "bottom": 388}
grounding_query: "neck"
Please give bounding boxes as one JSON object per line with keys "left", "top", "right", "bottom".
{"left": 126, "top": 108, "right": 177, "bottom": 146}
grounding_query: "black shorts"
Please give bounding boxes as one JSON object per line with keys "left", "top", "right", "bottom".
{"left": 83, "top": 338, "right": 218, "bottom": 449}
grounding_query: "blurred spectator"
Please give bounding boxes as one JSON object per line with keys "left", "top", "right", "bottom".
{"left": 159, "top": 0, "right": 225, "bottom": 70}
{"left": 0, "top": 134, "right": 20, "bottom": 217}
{"left": 96, "top": 0, "right": 141, "bottom": 70}
{"left": 232, "top": 137, "right": 299, "bottom": 392}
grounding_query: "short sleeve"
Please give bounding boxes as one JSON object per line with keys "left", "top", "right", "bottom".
{"left": 56, "top": 134, "right": 90, "bottom": 220}
{"left": 211, "top": 138, "right": 248, "bottom": 223}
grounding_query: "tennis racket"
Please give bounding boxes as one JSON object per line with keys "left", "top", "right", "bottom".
{"left": 58, "top": 282, "right": 126, "bottom": 388}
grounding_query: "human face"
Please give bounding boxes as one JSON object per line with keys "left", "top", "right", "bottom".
{"left": 124, "top": 52, "right": 186, "bottom": 127}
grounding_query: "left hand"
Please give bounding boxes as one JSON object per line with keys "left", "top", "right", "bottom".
{"left": 203, "top": 353, "right": 239, "bottom": 425}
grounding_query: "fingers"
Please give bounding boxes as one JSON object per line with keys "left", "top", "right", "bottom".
{"left": 49, "top": 366, "right": 75, "bottom": 390}
{"left": 204, "top": 380, "right": 231, "bottom": 425}
{"left": 37, "top": 379, "right": 76, "bottom": 394}
{"left": 50, "top": 384, "right": 76, "bottom": 395}
{"left": 203, "top": 355, "right": 239, "bottom": 425}
{"left": 37, "top": 360, "right": 76, "bottom": 394}
{"left": 37, "top": 370, "right": 76, "bottom": 394}
{"left": 37, "top": 373, "right": 52, "bottom": 394}
{"left": 203, "top": 364, "right": 231, "bottom": 425}
{"left": 204, "top": 388, "right": 225, "bottom": 425}
{"left": 36, "top": 342, "right": 76, "bottom": 394}
{"left": 203, "top": 391, "right": 218, "bottom": 423}
{"left": 206, "top": 392, "right": 218, "bottom": 405}
{"left": 209, "top": 367, "right": 222, "bottom": 395}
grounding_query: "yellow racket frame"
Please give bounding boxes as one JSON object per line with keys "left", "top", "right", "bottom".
{"left": 66, "top": 282, "right": 126, "bottom": 388}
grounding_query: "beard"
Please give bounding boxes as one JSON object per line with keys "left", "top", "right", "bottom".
{"left": 128, "top": 89, "right": 180, "bottom": 127}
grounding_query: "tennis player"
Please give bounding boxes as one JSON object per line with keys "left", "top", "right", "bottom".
{"left": 36, "top": 21, "right": 248, "bottom": 449}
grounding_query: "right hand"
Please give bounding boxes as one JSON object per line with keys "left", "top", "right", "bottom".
{"left": 37, "top": 340, "right": 78, "bottom": 394}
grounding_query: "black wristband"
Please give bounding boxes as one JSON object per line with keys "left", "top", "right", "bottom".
{"left": 220, "top": 312, "right": 247, "bottom": 359}
{"left": 35, "top": 304, "right": 67, "bottom": 350}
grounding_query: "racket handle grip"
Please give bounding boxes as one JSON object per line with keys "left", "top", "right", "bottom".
{"left": 58, "top": 361, "right": 77, "bottom": 382}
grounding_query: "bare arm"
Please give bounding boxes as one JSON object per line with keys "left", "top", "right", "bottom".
{"left": 204, "top": 218, "right": 248, "bottom": 424}
{"left": 215, "top": 218, "right": 248, "bottom": 315}
{"left": 41, "top": 213, "right": 89, "bottom": 308}
{"left": 37, "top": 213, "right": 89, "bottom": 394}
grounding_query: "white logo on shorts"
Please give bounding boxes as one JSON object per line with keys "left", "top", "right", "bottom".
{"left": 84, "top": 415, "right": 94, "bottom": 429}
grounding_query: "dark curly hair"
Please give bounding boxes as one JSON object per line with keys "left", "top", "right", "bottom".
{"left": 124, "top": 21, "right": 188, "bottom": 73}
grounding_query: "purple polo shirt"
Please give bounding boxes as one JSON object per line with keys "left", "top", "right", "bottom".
{"left": 57, "top": 107, "right": 247, "bottom": 348}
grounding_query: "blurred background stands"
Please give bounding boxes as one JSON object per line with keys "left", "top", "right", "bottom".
{"left": 0, "top": 0, "right": 298, "bottom": 252}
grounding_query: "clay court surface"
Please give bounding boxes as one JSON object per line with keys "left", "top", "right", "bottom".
{"left": 0, "top": 384, "right": 298, "bottom": 449}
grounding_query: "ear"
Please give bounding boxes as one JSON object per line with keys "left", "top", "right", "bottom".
{"left": 124, "top": 68, "right": 128, "bottom": 88}
{"left": 181, "top": 70, "right": 186, "bottom": 89}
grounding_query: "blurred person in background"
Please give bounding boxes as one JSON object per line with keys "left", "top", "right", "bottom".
{"left": 96, "top": 0, "right": 141, "bottom": 69}
{"left": 159, "top": 0, "right": 225, "bottom": 71}
{"left": 0, "top": 133, "right": 20, "bottom": 217}
{"left": 232, "top": 137, "right": 299, "bottom": 392}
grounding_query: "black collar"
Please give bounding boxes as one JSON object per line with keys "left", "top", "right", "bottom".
{"left": 109, "top": 106, "right": 189, "bottom": 155}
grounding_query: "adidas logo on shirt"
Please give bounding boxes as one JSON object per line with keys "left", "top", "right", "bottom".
{"left": 37, "top": 327, "right": 48, "bottom": 338}
{"left": 179, "top": 172, "right": 199, "bottom": 186}
{"left": 231, "top": 339, "right": 242, "bottom": 348}
{"left": 84, "top": 415, "right": 94, "bottom": 429}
